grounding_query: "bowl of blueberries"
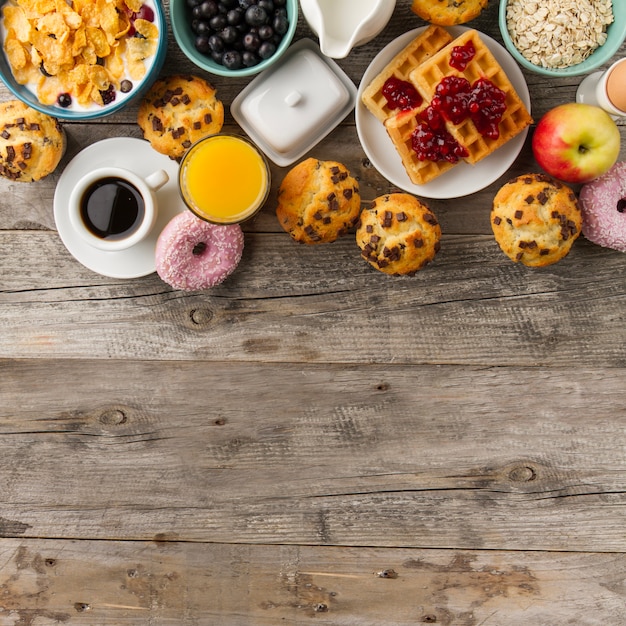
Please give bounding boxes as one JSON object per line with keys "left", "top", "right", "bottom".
{"left": 170, "top": 0, "right": 298, "bottom": 77}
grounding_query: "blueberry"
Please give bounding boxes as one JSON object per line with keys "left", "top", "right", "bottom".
{"left": 99, "top": 84, "right": 116, "bottom": 105}
{"left": 186, "top": 0, "right": 203, "bottom": 7}
{"left": 258, "top": 0, "right": 274, "bottom": 12}
{"left": 198, "top": 0, "right": 218, "bottom": 18}
{"left": 220, "top": 25, "right": 238, "bottom": 43}
{"left": 226, "top": 7, "right": 243, "bottom": 24}
{"left": 194, "top": 34, "right": 211, "bottom": 53}
{"left": 258, "top": 40, "right": 276, "bottom": 59}
{"left": 208, "top": 33, "right": 225, "bottom": 52}
{"left": 209, "top": 14, "right": 227, "bottom": 30}
{"left": 243, "top": 31, "right": 261, "bottom": 51}
{"left": 242, "top": 51, "right": 260, "bottom": 67}
{"left": 222, "top": 49, "right": 242, "bottom": 69}
{"left": 258, "top": 24, "right": 273, "bottom": 40}
{"left": 245, "top": 5, "right": 267, "bottom": 26}
{"left": 192, "top": 19, "right": 211, "bottom": 35}
{"left": 238, "top": 0, "right": 255, "bottom": 9}
{"left": 57, "top": 93, "right": 72, "bottom": 107}
{"left": 120, "top": 79, "right": 133, "bottom": 93}
{"left": 273, "top": 14, "right": 288, "bottom": 35}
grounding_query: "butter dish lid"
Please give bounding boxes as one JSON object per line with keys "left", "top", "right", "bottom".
{"left": 231, "top": 38, "right": 357, "bottom": 167}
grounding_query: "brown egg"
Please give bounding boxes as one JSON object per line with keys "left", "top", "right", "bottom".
{"left": 606, "top": 59, "right": 626, "bottom": 113}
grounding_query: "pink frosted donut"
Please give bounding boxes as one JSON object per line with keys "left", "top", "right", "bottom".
{"left": 155, "top": 211, "right": 244, "bottom": 290}
{"left": 579, "top": 161, "right": 626, "bottom": 253}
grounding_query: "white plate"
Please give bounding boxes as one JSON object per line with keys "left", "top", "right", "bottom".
{"left": 54, "top": 137, "right": 185, "bottom": 279}
{"left": 356, "top": 26, "right": 532, "bottom": 199}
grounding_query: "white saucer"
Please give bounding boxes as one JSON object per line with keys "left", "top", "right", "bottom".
{"left": 356, "top": 26, "right": 532, "bottom": 199}
{"left": 54, "top": 137, "right": 184, "bottom": 278}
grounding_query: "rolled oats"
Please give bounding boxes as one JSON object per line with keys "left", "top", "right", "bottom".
{"left": 505, "top": 0, "right": 614, "bottom": 69}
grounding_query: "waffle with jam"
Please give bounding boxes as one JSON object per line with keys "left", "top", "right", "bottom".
{"left": 361, "top": 25, "right": 452, "bottom": 123}
{"left": 409, "top": 29, "right": 533, "bottom": 165}
{"left": 366, "top": 29, "right": 533, "bottom": 185}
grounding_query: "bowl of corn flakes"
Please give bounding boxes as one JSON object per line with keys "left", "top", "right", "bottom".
{"left": 0, "top": 0, "right": 167, "bottom": 119}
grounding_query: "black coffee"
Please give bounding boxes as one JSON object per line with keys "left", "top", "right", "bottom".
{"left": 80, "top": 176, "right": 145, "bottom": 240}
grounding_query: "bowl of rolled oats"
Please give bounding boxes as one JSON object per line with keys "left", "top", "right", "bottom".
{"left": 499, "top": 0, "right": 626, "bottom": 76}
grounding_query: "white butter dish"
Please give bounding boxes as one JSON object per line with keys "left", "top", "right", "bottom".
{"left": 231, "top": 39, "right": 357, "bottom": 167}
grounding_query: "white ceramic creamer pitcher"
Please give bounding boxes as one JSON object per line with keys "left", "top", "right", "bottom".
{"left": 300, "top": 0, "right": 396, "bottom": 59}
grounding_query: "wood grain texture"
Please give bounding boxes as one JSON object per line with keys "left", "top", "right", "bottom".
{"left": 0, "top": 359, "right": 624, "bottom": 552}
{"left": 1, "top": 538, "right": 625, "bottom": 625}
{"left": 1, "top": 231, "right": 624, "bottom": 364}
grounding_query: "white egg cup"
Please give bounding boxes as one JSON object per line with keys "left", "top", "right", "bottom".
{"left": 576, "top": 58, "right": 626, "bottom": 120}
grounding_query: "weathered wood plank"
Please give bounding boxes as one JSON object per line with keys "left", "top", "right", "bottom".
{"left": 1, "top": 538, "right": 625, "bottom": 625}
{"left": 1, "top": 231, "right": 624, "bottom": 365}
{"left": 1, "top": 359, "right": 624, "bottom": 552}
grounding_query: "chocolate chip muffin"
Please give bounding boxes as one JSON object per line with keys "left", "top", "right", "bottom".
{"left": 356, "top": 193, "right": 441, "bottom": 275}
{"left": 276, "top": 158, "right": 361, "bottom": 244}
{"left": 411, "top": 0, "right": 488, "bottom": 25}
{"left": 0, "top": 100, "right": 65, "bottom": 182}
{"left": 491, "top": 173, "right": 582, "bottom": 267}
{"left": 137, "top": 75, "right": 224, "bottom": 160}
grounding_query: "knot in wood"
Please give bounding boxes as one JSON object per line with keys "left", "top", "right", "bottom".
{"left": 99, "top": 409, "right": 127, "bottom": 426}
{"left": 508, "top": 465, "right": 537, "bottom": 482}
{"left": 189, "top": 308, "right": 213, "bottom": 326}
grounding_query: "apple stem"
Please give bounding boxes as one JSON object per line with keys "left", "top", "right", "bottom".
{"left": 618, "top": 198, "right": 626, "bottom": 213}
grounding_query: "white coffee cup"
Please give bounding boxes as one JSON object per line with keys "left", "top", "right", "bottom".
{"left": 69, "top": 167, "right": 169, "bottom": 252}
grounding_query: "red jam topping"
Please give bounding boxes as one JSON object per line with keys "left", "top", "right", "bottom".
{"left": 449, "top": 41, "right": 476, "bottom": 71}
{"left": 382, "top": 77, "right": 423, "bottom": 111}
{"left": 467, "top": 77, "right": 507, "bottom": 139}
{"left": 428, "top": 75, "right": 507, "bottom": 139}
{"left": 409, "top": 74, "right": 508, "bottom": 162}
{"left": 411, "top": 106, "right": 469, "bottom": 163}
{"left": 431, "top": 76, "right": 472, "bottom": 125}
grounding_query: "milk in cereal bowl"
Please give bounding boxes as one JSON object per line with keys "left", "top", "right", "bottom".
{"left": 0, "top": 0, "right": 167, "bottom": 119}
{"left": 498, "top": 0, "right": 626, "bottom": 77}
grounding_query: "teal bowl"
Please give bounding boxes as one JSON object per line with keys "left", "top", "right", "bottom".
{"left": 0, "top": 0, "right": 167, "bottom": 119}
{"left": 170, "top": 0, "right": 298, "bottom": 78}
{"left": 499, "top": 0, "right": 626, "bottom": 77}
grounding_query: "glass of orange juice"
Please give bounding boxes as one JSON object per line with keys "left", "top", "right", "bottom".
{"left": 178, "top": 134, "right": 270, "bottom": 224}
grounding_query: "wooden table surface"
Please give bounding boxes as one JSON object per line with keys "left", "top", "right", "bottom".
{"left": 1, "top": 1, "right": 625, "bottom": 624}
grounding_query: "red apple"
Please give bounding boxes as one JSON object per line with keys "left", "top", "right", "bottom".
{"left": 532, "top": 103, "right": 620, "bottom": 184}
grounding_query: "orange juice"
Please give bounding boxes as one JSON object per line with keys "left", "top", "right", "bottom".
{"left": 179, "top": 134, "right": 270, "bottom": 224}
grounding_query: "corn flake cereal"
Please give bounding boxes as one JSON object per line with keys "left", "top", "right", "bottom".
{"left": 2, "top": 0, "right": 159, "bottom": 108}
